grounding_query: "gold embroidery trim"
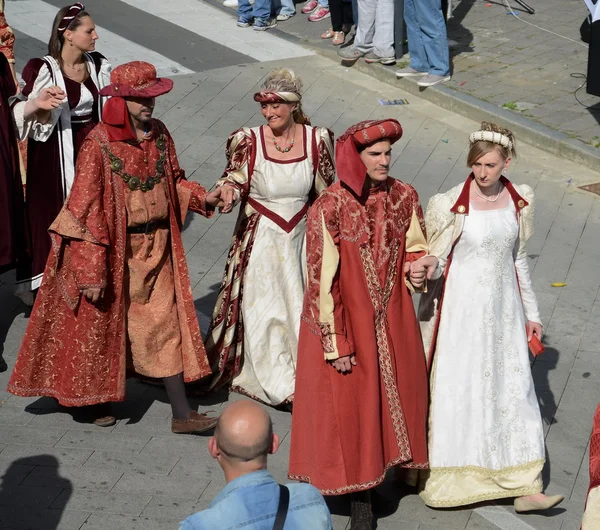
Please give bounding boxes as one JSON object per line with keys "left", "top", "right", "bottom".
{"left": 359, "top": 241, "right": 412, "bottom": 463}
{"left": 289, "top": 458, "right": 428, "bottom": 496}
{"left": 420, "top": 459, "right": 545, "bottom": 508}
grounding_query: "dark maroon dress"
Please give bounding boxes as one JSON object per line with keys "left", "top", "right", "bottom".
{"left": 0, "top": 53, "right": 25, "bottom": 274}
{"left": 17, "top": 53, "right": 104, "bottom": 291}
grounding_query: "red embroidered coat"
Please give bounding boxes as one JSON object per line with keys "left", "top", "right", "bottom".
{"left": 289, "top": 178, "right": 429, "bottom": 494}
{"left": 7, "top": 120, "right": 213, "bottom": 406}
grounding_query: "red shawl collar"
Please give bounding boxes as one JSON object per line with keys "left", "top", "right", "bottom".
{"left": 450, "top": 174, "right": 529, "bottom": 215}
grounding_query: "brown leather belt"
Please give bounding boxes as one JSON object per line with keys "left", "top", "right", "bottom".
{"left": 126, "top": 220, "right": 168, "bottom": 234}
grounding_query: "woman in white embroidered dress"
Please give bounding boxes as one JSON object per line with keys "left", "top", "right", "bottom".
{"left": 204, "top": 68, "right": 336, "bottom": 410}
{"left": 417, "top": 122, "right": 564, "bottom": 512}
{"left": 13, "top": 3, "right": 110, "bottom": 300}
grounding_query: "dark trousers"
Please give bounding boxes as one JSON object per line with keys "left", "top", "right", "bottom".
{"left": 331, "top": 0, "right": 354, "bottom": 31}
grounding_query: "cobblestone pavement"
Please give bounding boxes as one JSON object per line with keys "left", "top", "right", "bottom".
{"left": 1, "top": 56, "right": 600, "bottom": 530}
{"left": 209, "top": 0, "right": 600, "bottom": 151}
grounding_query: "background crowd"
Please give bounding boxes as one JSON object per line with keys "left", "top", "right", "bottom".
{"left": 223, "top": 0, "right": 452, "bottom": 87}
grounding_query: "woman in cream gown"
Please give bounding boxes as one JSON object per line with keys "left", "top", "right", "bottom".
{"left": 205, "top": 68, "right": 335, "bottom": 408}
{"left": 417, "top": 122, "right": 564, "bottom": 513}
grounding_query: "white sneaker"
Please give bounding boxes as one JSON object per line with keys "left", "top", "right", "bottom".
{"left": 417, "top": 74, "right": 451, "bottom": 87}
{"left": 223, "top": 0, "right": 238, "bottom": 6}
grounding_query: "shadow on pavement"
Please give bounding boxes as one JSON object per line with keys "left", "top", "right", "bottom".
{"left": 531, "top": 345, "right": 559, "bottom": 427}
{"left": 0, "top": 455, "right": 72, "bottom": 529}
{"left": 446, "top": 0, "right": 475, "bottom": 66}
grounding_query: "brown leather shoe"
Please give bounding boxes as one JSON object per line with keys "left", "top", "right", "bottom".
{"left": 94, "top": 415, "right": 116, "bottom": 427}
{"left": 172, "top": 411, "right": 218, "bottom": 434}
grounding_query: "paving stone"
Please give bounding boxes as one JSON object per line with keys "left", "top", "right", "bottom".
{"left": 0, "top": 461, "right": 34, "bottom": 485}
{"left": 50, "top": 489, "right": 152, "bottom": 516}
{"left": 139, "top": 434, "right": 212, "bottom": 458}
{"left": 139, "top": 494, "right": 204, "bottom": 520}
{"left": 0, "top": 484, "right": 64, "bottom": 508}
{"left": 22, "top": 466, "right": 123, "bottom": 492}
{"left": 83, "top": 450, "right": 178, "bottom": 476}
{"left": 112, "top": 472, "right": 209, "bottom": 499}
{"left": 0, "top": 425, "right": 67, "bottom": 447}
{"left": 78, "top": 513, "right": 182, "bottom": 530}
{"left": 0, "top": 508, "right": 91, "bottom": 530}
{"left": 54, "top": 430, "right": 152, "bottom": 454}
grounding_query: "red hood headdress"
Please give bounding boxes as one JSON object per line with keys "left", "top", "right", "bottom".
{"left": 99, "top": 61, "right": 173, "bottom": 142}
{"left": 335, "top": 119, "right": 403, "bottom": 196}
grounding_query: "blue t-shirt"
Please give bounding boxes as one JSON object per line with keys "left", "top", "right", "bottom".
{"left": 179, "top": 470, "right": 332, "bottom": 530}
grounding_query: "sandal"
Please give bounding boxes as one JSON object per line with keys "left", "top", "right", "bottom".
{"left": 332, "top": 31, "right": 345, "bottom": 46}
{"left": 321, "top": 28, "right": 334, "bottom": 39}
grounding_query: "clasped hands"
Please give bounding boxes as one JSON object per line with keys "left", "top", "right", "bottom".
{"left": 205, "top": 184, "right": 236, "bottom": 214}
{"left": 404, "top": 255, "right": 439, "bottom": 289}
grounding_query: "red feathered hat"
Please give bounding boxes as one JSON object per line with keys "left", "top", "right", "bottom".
{"left": 336, "top": 119, "right": 403, "bottom": 196}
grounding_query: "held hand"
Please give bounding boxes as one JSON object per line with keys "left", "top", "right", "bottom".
{"left": 205, "top": 187, "right": 224, "bottom": 208}
{"left": 330, "top": 354, "right": 357, "bottom": 374}
{"left": 218, "top": 184, "right": 236, "bottom": 214}
{"left": 81, "top": 287, "right": 103, "bottom": 303}
{"left": 527, "top": 321, "right": 543, "bottom": 341}
{"left": 407, "top": 256, "right": 438, "bottom": 288}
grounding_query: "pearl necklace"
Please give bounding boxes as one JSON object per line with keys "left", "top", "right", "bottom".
{"left": 273, "top": 127, "right": 296, "bottom": 153}
{"left": 474, "top": 183, "right": 503, "bottom": 202}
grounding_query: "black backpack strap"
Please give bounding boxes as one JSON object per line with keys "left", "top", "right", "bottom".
{"left": 273, "top": 485, "right": 290, "bottom": 530}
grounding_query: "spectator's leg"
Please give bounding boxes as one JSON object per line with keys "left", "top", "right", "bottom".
{"left": 278, "top": 0, "right": 296, "bottom": 16}
{"left": 403, "top": 0, "right": 429, "bottom": 72}
{"left": 238, "top": 0, "right": 254, "bottom": 21}
{"left": 351, "top": 0, "right": 358, "bottom": 25}
{"left": 354, "top": 0, "right": 376, "bottom": 54}
{"left": 330, "top": 0, "right": 344, "bottom": 31}
{"left": 253, "top": 0, "right": 273, "bottom": 21}
{"left": 372, "top": 0, "right": 394, "bottom": 58}
{"left": 342, "top": 0, "right": 354, "bottom": 31}
{"left": 414, "top": 0, "right": 450, "bottom": 75}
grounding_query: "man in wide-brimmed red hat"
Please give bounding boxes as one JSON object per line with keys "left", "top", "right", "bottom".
{"left": 289, "top": 119, "right": 437, "bottom": 529}
{"left": 8, "top": 61, "right": 225, "bottom": 434}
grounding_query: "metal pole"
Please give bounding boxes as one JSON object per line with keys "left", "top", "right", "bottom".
{"left": 394, "top": 0, "right": 405, "bottom": 60}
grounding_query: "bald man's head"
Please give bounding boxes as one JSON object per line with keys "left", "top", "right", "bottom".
{"left": 214, "top": 401, "right": 274, "bottom": 463}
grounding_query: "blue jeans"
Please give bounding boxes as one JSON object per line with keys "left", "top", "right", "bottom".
{"left": 404, "top": 0, "right": 450, "bottom": 76}
{"left": 276, "top": 0, "right": 296, "bottom": 16}
{"left": 238, "top": 0, "right": 271, "bottom": 22}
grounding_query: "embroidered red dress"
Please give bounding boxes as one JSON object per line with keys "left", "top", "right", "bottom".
{"left": 7, "top": 119, "right": 212, "bottom": 406}
{"left": 289, "top": 178, "right": 429, "bottom": 494}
